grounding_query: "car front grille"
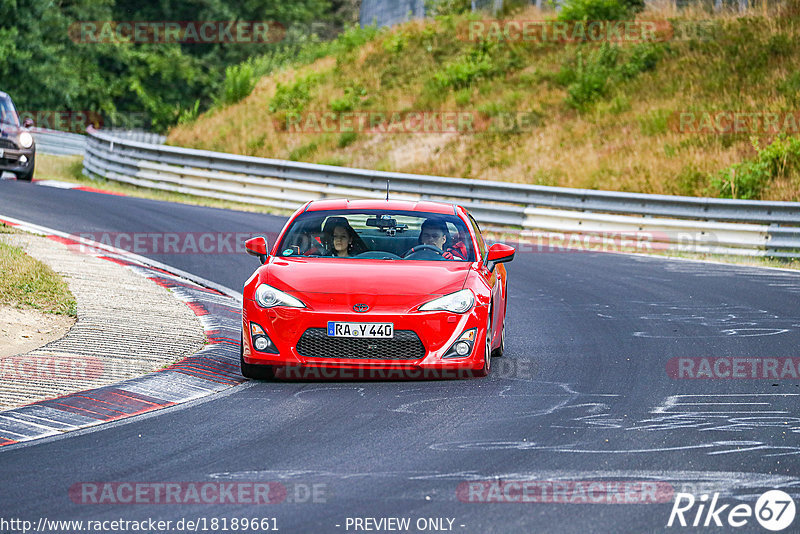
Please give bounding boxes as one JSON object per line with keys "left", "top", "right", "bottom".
{"left": 0, "top": 139, "right": 17, "bottom": 150}
{"left": 297, "top": 328, "right": 425, "bottom": 360}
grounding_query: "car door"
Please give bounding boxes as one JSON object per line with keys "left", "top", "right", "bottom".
{"left": 466, "top": 213, "right": 501, "bottom": 341}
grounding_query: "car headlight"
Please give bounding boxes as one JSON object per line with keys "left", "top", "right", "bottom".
{"left": 254, "top": 284, "right": 305, "bottom": 308}
{"left": 19, "top": 132, "right": 33, "bottom": 149}
{"left": 419, "top": 289, "right": 474, "bottom": 313}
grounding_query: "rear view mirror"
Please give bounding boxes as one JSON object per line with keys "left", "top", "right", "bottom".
{"left": 23, "top": 118, "right": 34, "bottom": 128}
{"left": 245, "top": 236, "right": 269, "bottom": 264}
{"left": 367, "top": 216, "right": 397, "bottom": 228}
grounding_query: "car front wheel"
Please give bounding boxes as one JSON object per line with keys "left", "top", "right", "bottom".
{"left": 475, "top": 312, "right": 492, "bottom": 377}
{"left": 240, "top": 333, "right": 276, "bottom": 380}
{"left": 15, "top": 166, "right": 34, "bottom": 181}
{"left": 492, "top": 319, "right": 505, "bottom": 358}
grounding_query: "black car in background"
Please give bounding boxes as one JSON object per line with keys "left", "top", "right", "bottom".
{"left": 0, "top": 91, "right": 35, "bottom": 181}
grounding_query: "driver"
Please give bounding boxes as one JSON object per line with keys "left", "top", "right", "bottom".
{"left": 419, "top": 218, "right": 467, "bottom": 260}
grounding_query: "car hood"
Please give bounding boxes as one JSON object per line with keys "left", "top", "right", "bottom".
{"left": 0, "top": 124, "right": 20, "bottom": 136}
{"left": 266, "top": 258, "right": 471, "bottom": 296}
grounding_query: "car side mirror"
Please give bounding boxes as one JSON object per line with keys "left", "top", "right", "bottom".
{"left": 485, "top": 243, "right": 515, "bottom": 271}
{"left": 23, "top": 118, "right": 34, "bottom": 128}
{"left": 245, "top": 236, "right": 269, "bottom": 264}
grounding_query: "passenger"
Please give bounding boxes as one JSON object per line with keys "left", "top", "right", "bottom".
{"left": 419, "top": 218, "right": 467, "bottom": 260}
{"left": 322, "top": 217, "right": 366, "bottom": 257}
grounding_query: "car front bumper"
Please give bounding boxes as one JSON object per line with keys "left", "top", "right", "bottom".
{"left": 242, "top": 299, "right": 489, "bottom": 374}
{"left": 0, "top": 145, "right": 35, "bottom": 174}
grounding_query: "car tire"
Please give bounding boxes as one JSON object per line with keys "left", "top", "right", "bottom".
{"left": 15, "top": 165, "right": 34, "bottom": 182}
{"left": 475, "top": 311, "right": 492, "bottom": 377}
{"left": 240, "top": 333, "right": 276, "bottom": 380}
{"left": 492, "top": 319, "right": 505, "bottom": 358}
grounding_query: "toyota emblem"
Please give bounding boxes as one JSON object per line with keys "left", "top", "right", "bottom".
{"left": 353, "top": 303, "right": 369, "bottom": 313}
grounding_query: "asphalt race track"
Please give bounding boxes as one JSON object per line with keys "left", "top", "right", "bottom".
{"left": 2, "top": 179, "right": 800, "bottom": 533}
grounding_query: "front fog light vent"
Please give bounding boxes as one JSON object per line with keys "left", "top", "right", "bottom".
{"left": 249, "top": 322, "right": 279, "bottom": 354}
{"left": 443, "top": 328, "right": 477, "bottom": 359}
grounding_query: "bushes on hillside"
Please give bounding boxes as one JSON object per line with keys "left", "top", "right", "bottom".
{"left": 433, "top": 38, "right": 524, "bottom": 90}
{"left": 434, "top": 42, "right": 500, "bottom": 89}
{"left": 556, "top": 43, "right": 660, "bottom": 111}
{"left": 329, "top": 85, "right": 369, "bottom": 113}
{"left": 218, "top": 64, "right": 256, "bottom": 107}
{"left": 712, "top": 136, "right": 800, "bottom": 199}
{"left": 269, "top": 74, "right": 321, "bottom": 114}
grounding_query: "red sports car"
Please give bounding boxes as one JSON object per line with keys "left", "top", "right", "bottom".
{"left": 241, "top": 199, "right": 515, "bottom": 379}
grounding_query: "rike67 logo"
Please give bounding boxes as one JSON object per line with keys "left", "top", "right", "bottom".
{"left": 668, "top": 490, "right": 796, "bottom": 531}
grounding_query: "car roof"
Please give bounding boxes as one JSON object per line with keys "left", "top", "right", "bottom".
{"left": 0, "top": 91, "right": 8, "bottom": 100}
{"left": 305, "top": 199, "right": 457, "bottom": 215}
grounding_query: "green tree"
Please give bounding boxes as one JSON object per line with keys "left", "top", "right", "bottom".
{"left": 0, "top": 0, "right": 340, "bottom": 132}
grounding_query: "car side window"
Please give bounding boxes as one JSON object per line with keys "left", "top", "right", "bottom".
{"left": 467, "top": 214, "right": 486, "bottom": 261}
{"left": 0, "top": 98, "right": 16, "bottom": 125}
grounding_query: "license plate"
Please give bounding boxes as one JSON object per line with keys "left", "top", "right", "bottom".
{"left": 327, "top": 322, "right": 394, "bottom": 338}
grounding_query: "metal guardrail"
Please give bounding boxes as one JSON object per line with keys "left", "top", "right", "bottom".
{"left": 32, "top": 129, "right": 87, "bottom": 156}
{"left": 83, "top": 127, "right": 800, "bottom": 258}
{"left": 32, "top": 129, "right": 166, "bottom": 157}
{"left": 101, "top": 129, "right": 167, "bottom": 145}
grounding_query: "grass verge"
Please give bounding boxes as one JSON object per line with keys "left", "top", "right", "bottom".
{"left": 0, "top": 224, "right": 77, "bottom": 316}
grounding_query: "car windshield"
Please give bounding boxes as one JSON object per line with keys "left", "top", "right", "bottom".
{"left": 0, "top": 96, "right": 19, "bottom": 127}
{"left": 277, "top": 210, "right": 475, "bottom": 261}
